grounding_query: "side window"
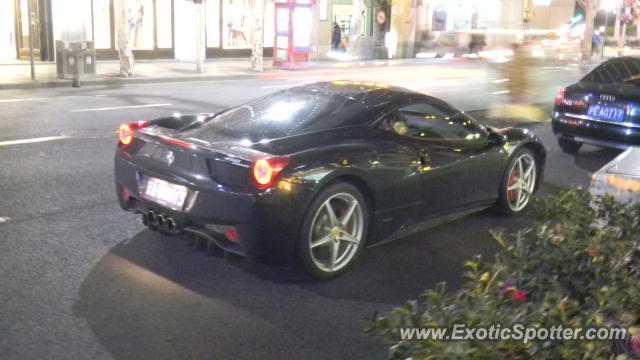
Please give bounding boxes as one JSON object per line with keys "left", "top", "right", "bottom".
{"left": 389, "top": 101, "right": 487, "bottom": 141}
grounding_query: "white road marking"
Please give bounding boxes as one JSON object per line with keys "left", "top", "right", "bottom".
{"left": 70, "top": 103, "right": 171, "bottom": 112}
{"left": 492, "top": 90, "right": 510, "bottom": 95}
{"left": 0, "top": 95, "right": 109, "bottom": 103}
{"left": 0, "top": 217, "right": 10, "bottom": 223}
{"left": 0, "top": 136, "right": 71, "bottom": 147}
{"left": 0, "top": 97, "right": 53, "bottom": 103}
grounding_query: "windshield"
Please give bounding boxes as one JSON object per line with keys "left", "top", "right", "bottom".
{"left": 581, "top": 57, "right": 640, "bottom": 85}
{"left": 185, "top": 87, "right": 372, "bottom": 141}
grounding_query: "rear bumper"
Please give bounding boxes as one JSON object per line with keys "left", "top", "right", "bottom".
{"left": 552, "top": 113, "right": 640, "bottom": 149}
{"left": 114, "top": 152, "right": 316, "bottom": 264}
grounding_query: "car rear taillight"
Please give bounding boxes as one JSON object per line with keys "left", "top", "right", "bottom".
{"left": 118, "top": 121, "right": 149, "bottom": 146}
{"left": 554, "top": 88, "right": 565, "bottom": 106}
{"left": 252, "top": 156, "right": 291, "bottom": 188}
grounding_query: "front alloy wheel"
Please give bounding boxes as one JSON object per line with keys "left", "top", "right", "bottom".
{"left": 299, "top": 183, "right": 368, "bottom": 279}
{"left": 496, "top": 149, "right": 538, "bottom": 215}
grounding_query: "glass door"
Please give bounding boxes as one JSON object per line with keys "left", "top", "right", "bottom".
{"left": 16, "top": 0, "right": 41, "bottom": 59}
{"left": 15, "top": 0, "right": 53, "bottom": 61}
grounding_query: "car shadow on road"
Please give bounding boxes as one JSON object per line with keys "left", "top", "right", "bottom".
{"left": 570, "top": 145, "right": 622, "bottom": 174}
{"left": 72, "top": 208, "right": 533, "bottom": 360}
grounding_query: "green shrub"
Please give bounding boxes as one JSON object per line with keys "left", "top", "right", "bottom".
{"left": 366, "top": 189, "right": 640, "bottom": 359}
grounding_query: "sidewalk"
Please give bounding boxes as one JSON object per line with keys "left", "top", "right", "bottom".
{"left": 0, "top": 57, "right": 422, "bottom": 90}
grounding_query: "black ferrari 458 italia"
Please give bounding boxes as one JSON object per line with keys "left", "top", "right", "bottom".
{"left": 553, "top": 56, "right": 640, "bottom": 152}
{"left": 114, "top": 81, "right": 545, "bottom": 279}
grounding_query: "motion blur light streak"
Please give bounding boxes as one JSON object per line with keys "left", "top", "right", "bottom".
{"left": 325, "top": 51, "right": 356, "bottom": 61}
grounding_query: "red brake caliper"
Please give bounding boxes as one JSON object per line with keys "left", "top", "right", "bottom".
{"left": 337, "top": 208, "right": 351, "bottom": 233}
{"left": 507, "top": 170, "right": 517, "bottom": 200}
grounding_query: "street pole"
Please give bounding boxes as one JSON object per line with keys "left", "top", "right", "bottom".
{"left": 250, "top": 0, "right": 265, "bottom": 72}
{"left": 194, "top": 0, "right": 204, "bottom": 73}
{"left": 615, "top": 0, "right": 622, "bottom": 50}
{"left": 27, "top": 0, "right": 35, "bottom": 80}
{"left": 602, "top": 9, "right": 610, "bottom": 57}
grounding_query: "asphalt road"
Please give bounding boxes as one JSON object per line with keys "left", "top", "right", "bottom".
{"left": 0, "top": 59, "right": 624, "bottom": 360}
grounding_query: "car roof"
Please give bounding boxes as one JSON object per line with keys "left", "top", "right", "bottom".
{"left": 298, "top": 81, "right": 426, "bottom": 111}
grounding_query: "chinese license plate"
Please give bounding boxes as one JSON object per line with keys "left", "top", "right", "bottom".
{"left": 143, "top": 177, "right": 188, "bottom": 210}
{"left": 587, "top": 105, "right": 626, "bottom": 122}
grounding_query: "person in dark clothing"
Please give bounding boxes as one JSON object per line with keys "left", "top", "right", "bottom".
{"left": 468, "top": 34, "right": 486, "bottom": 55}
{"left": 592, "top": 31, "right": 602, "bottom": 56}
{"left": 332, "top": 23, "right": 342, "bottom": 50}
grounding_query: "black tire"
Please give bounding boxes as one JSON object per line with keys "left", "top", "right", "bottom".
{"left": 494, "top": 148, "right": 538, "bottom": 216}
{"left": 558, "top": 137, "right": 582, "bottom": 154}
{"left": 297, "top": 182, "right": 369, "bottom": 280}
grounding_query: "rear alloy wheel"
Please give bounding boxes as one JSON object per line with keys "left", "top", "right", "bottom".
{"left": 495, "top": 149, "right": 538, "bottom": 215}
{"left": 298, "top": 183, "right": 368, "bottom": 280}
{"left": 557, "top": 137, "right": 582, "bottom": 154}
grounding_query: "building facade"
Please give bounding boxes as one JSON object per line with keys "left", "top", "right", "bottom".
{"left": 528, "top": 0, "right": 576, "bottom": 30}
{"left": 0, "top": 0, "right": 578, "bottom": 62}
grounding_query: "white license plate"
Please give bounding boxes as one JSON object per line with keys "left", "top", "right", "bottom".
{"left": 143, "top": 177, "right": 188, "bottom": 209}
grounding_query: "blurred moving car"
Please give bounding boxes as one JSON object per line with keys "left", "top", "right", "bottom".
{"left": 514, "top": 36, "right": 581, "bottom": 62}
{"left": 114, "top": 81, "right": 546, "bottom": 279}
{"left": 552, "top": 56, "right": 640, "bottom": 153}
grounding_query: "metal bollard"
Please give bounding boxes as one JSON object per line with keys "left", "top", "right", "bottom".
{"left": 72, "top": 54, "right": 82, "bottom": 88}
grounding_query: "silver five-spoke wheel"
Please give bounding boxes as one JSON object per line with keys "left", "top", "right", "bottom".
{"left": 505, "top": 152, "right": 537, "bottom": 212}
{"left": 308, "top": 192, "right": 364, "bottom": 273}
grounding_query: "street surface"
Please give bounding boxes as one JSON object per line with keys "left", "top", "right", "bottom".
{"left": 0, "top": 59, "right": 623, "bottom": 359}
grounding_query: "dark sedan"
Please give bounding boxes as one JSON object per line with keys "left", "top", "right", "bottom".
{"left": 114, "top": 81, "right": 545, "bottom": 279}
{"left": 552, "top": 56, "right": 640, "bottom": 152}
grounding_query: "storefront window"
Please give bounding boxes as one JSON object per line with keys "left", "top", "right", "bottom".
{"left": 293, "top": 7, "right": 311, "bottom": 49}
{"left": 206, "top": 0, "right": 221, "bottom": 47}
{"left": 93, "top": 0, "right": 112, "bottom": 49}
{"left": 221, "top": 0, "right": 274, "bottom": 49}
{"left": 222, "top": 0, "right": 250, "bottom": 49}
{"left": 264, "top": 1, "right": 274, "bottom": 47}
{"left": 432, "top": 4, "right": 447, "bottom": 31}
{"left": 156, "top": 0, "right": 173, "bottom": 48}
{"left": 453, "top": 3, "right": 475, "bottom": 30}
{"left": 91, "top": 0, "right": 275, "bottom": 55}
{"left": 333, "top": 0, "right": 354, "bottom": 40}
{"left": 275, "top": 7, "right": 289, "bottom": 61}
{"left": 19, "top": 0, "right": 31, "bottom": 48}
{"left": 130, "top": 0, "right": 154, "bottom": 49}
{"left": 110, "top": 0, "right": 173, "bottom": 51}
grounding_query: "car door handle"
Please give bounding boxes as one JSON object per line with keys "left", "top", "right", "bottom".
{"left": 419, "top": 152, "right": 430, "bottom": 164}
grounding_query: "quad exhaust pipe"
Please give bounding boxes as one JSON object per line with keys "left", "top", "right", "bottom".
{"left": 166, "top": 218, "right": 177, "bottom": 231}
{"left": 144, "top": 210, "right": 179, "bottom": 232}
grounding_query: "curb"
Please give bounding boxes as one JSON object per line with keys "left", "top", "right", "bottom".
{"left": 0, "top": 58, "right": 445, "bottom": 90}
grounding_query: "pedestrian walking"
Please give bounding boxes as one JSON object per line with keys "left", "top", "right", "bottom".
{"left": 332, "top": 23, "right": 342, "bottom": 51}
{"left": 592, "top": 31, "right": 602, "bottom": 57}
